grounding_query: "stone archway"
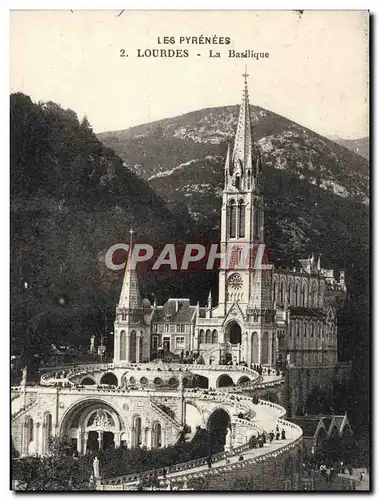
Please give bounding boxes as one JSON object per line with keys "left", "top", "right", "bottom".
{"left": 216, "top": 374, "right": 234, "bottom": 388}
{"left": 207, "top": 408, "right": 231, "bottom": 453}
{"left": 237, "top": 375, "right": 251, "bottom": 385}
{"left": 100, "top": 373, "right": 118, "bottom": 386}
{"left": 81, "top": 377, "right": 96, "bottom": 385}
{"left": 225, "top": 321, "right": 242, "bottom": 345}
{"left": 60, "top": 399, "right": 123, "bottom": 454}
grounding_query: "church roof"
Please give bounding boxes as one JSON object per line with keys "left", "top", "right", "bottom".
{"left": 287, "top": 417, "right": 322, "bottom": 437}
{"left": 151, "top": 299, "right": 197, "bottom": 323}
{"left": 118, "top": 254, "right": 141, "bottom": 309}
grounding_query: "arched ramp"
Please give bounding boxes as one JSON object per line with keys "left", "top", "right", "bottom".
{"left": 216, "top": 374, "right": 234, "bottom": 388}
{"left": 99, "top": 373, "right": 118, "bottom": 386}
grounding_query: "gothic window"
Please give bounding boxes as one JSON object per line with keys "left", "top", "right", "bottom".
{"left": 280, "top": 281, "right": 285, "bottom": 305}
{"left": 247, "top": 170, "right": 251, "bottom": 189}
{"left": 238, "top": 200, "right": 246, "bottom": 238}
{"left": 228, "top": 200, "right": 237, "bottom": 238}
{"left": 119, "top": 330, "right": 126, "bottom": 361}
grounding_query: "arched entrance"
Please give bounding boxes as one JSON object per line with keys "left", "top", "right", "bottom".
{"left": 226, "top": 321, "right": 242, "bottom": 345}
{"left": 207, "top": 409, "right": 231, "bottom": 453}
{"left": 216, "top": 374, "right": 234, "bottom": 388}
{"left": 60, "top": 399, "right": 122, "bottom": 454}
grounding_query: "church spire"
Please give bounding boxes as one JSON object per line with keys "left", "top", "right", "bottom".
{"left": 118, "top": 229, "right": 141, "bottom": 309}
{"left": 232, "top": 66, "right": 253, "bottom": 175}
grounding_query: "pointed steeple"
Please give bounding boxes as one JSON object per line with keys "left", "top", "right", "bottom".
{"left": 118, "top": 229, "right": 141, "bottom": 309}
{"left": 207, "top": 289, "right": 212, "bottom": 309}
{"left": 232, "top": 67, "right": 253, "bottom": 174}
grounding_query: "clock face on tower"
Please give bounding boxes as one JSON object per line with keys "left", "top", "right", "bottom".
{"left": 228, "top": 273, "right": 243, "bottom": 290}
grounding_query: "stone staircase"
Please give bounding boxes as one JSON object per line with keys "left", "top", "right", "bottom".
{"left": 149, "top": 397, "right": 182, "bottom": 430}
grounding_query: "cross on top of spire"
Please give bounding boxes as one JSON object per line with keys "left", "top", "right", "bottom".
{"left": 242, "top": 66, "right": 249, "bottom": 85}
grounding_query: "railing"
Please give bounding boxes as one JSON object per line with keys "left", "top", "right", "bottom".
{"left": 12, "top": 394, "right": 38, "bottom": 421}
{"left": 102, "top": 449, "right": 230, "bottom": 486}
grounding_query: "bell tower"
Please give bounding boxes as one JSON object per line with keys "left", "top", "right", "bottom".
{"left": 113, "top": 229, "right": 149, "bottom": 364}
{"left": 218, "top": 68, "right": 265, "bottom": 310}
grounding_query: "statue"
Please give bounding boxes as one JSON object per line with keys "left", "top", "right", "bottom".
{"left": 20, "top": 366, "right": 27, "bottom": 388}
{"left": 93, "top": 456, "right": 100, "bottom": 479}
{"left": 224, "top": 427, "right": 233, "bottom": 452}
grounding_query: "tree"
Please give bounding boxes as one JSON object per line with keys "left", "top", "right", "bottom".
{"left": 12, "top": 437, "right": 91, "bottom": 491}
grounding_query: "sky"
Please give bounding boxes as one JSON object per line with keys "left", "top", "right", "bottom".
{"left": 9, "top": 10, "right": 369, "bottom": 138}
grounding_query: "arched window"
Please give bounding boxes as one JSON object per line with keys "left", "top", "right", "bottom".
{"left": 206, "top": 329, "right": 212, "bottom": 343}
{"left": 280, "top": 281, "right": 285, "bottom": 305}
{"left": 228, "top": 200, "right": 237, "bottom": 238}
{"left": 199, "top": 329, "right": 205, "bottom": 344}
{"left": 238, "top": 200, "right": 246, "bottom": 238}
{"left": 132, "top": 416, "right": 142, "bottom": 448}
{"left": 43, "top": 413, "right": 52, "bottom": 453}
{"left": 119, "top": 330, "right": 126, "bottom": 361}
{"left": 24, "top": 417, "right": 34, "bottom": 454}
{"left": 212, "top": 329, "right": 218, "bottom": 343}
{"left": 151, "top": 422, "right": 162, "bottom": 448}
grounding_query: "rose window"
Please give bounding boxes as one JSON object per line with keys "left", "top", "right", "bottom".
{"left": 228, "top": 274, "right": 243, "bottom": 290}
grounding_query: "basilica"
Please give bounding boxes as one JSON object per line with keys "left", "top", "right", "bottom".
{"left": 11, "top": 75, "right": 352, "bottom": 490}
{"left": 113, "top": 74, "right": 347, "bottom": 383}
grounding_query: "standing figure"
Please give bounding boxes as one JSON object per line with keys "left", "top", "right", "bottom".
{"left": 93, "top": 456, "right": 100, "bottom": 479}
